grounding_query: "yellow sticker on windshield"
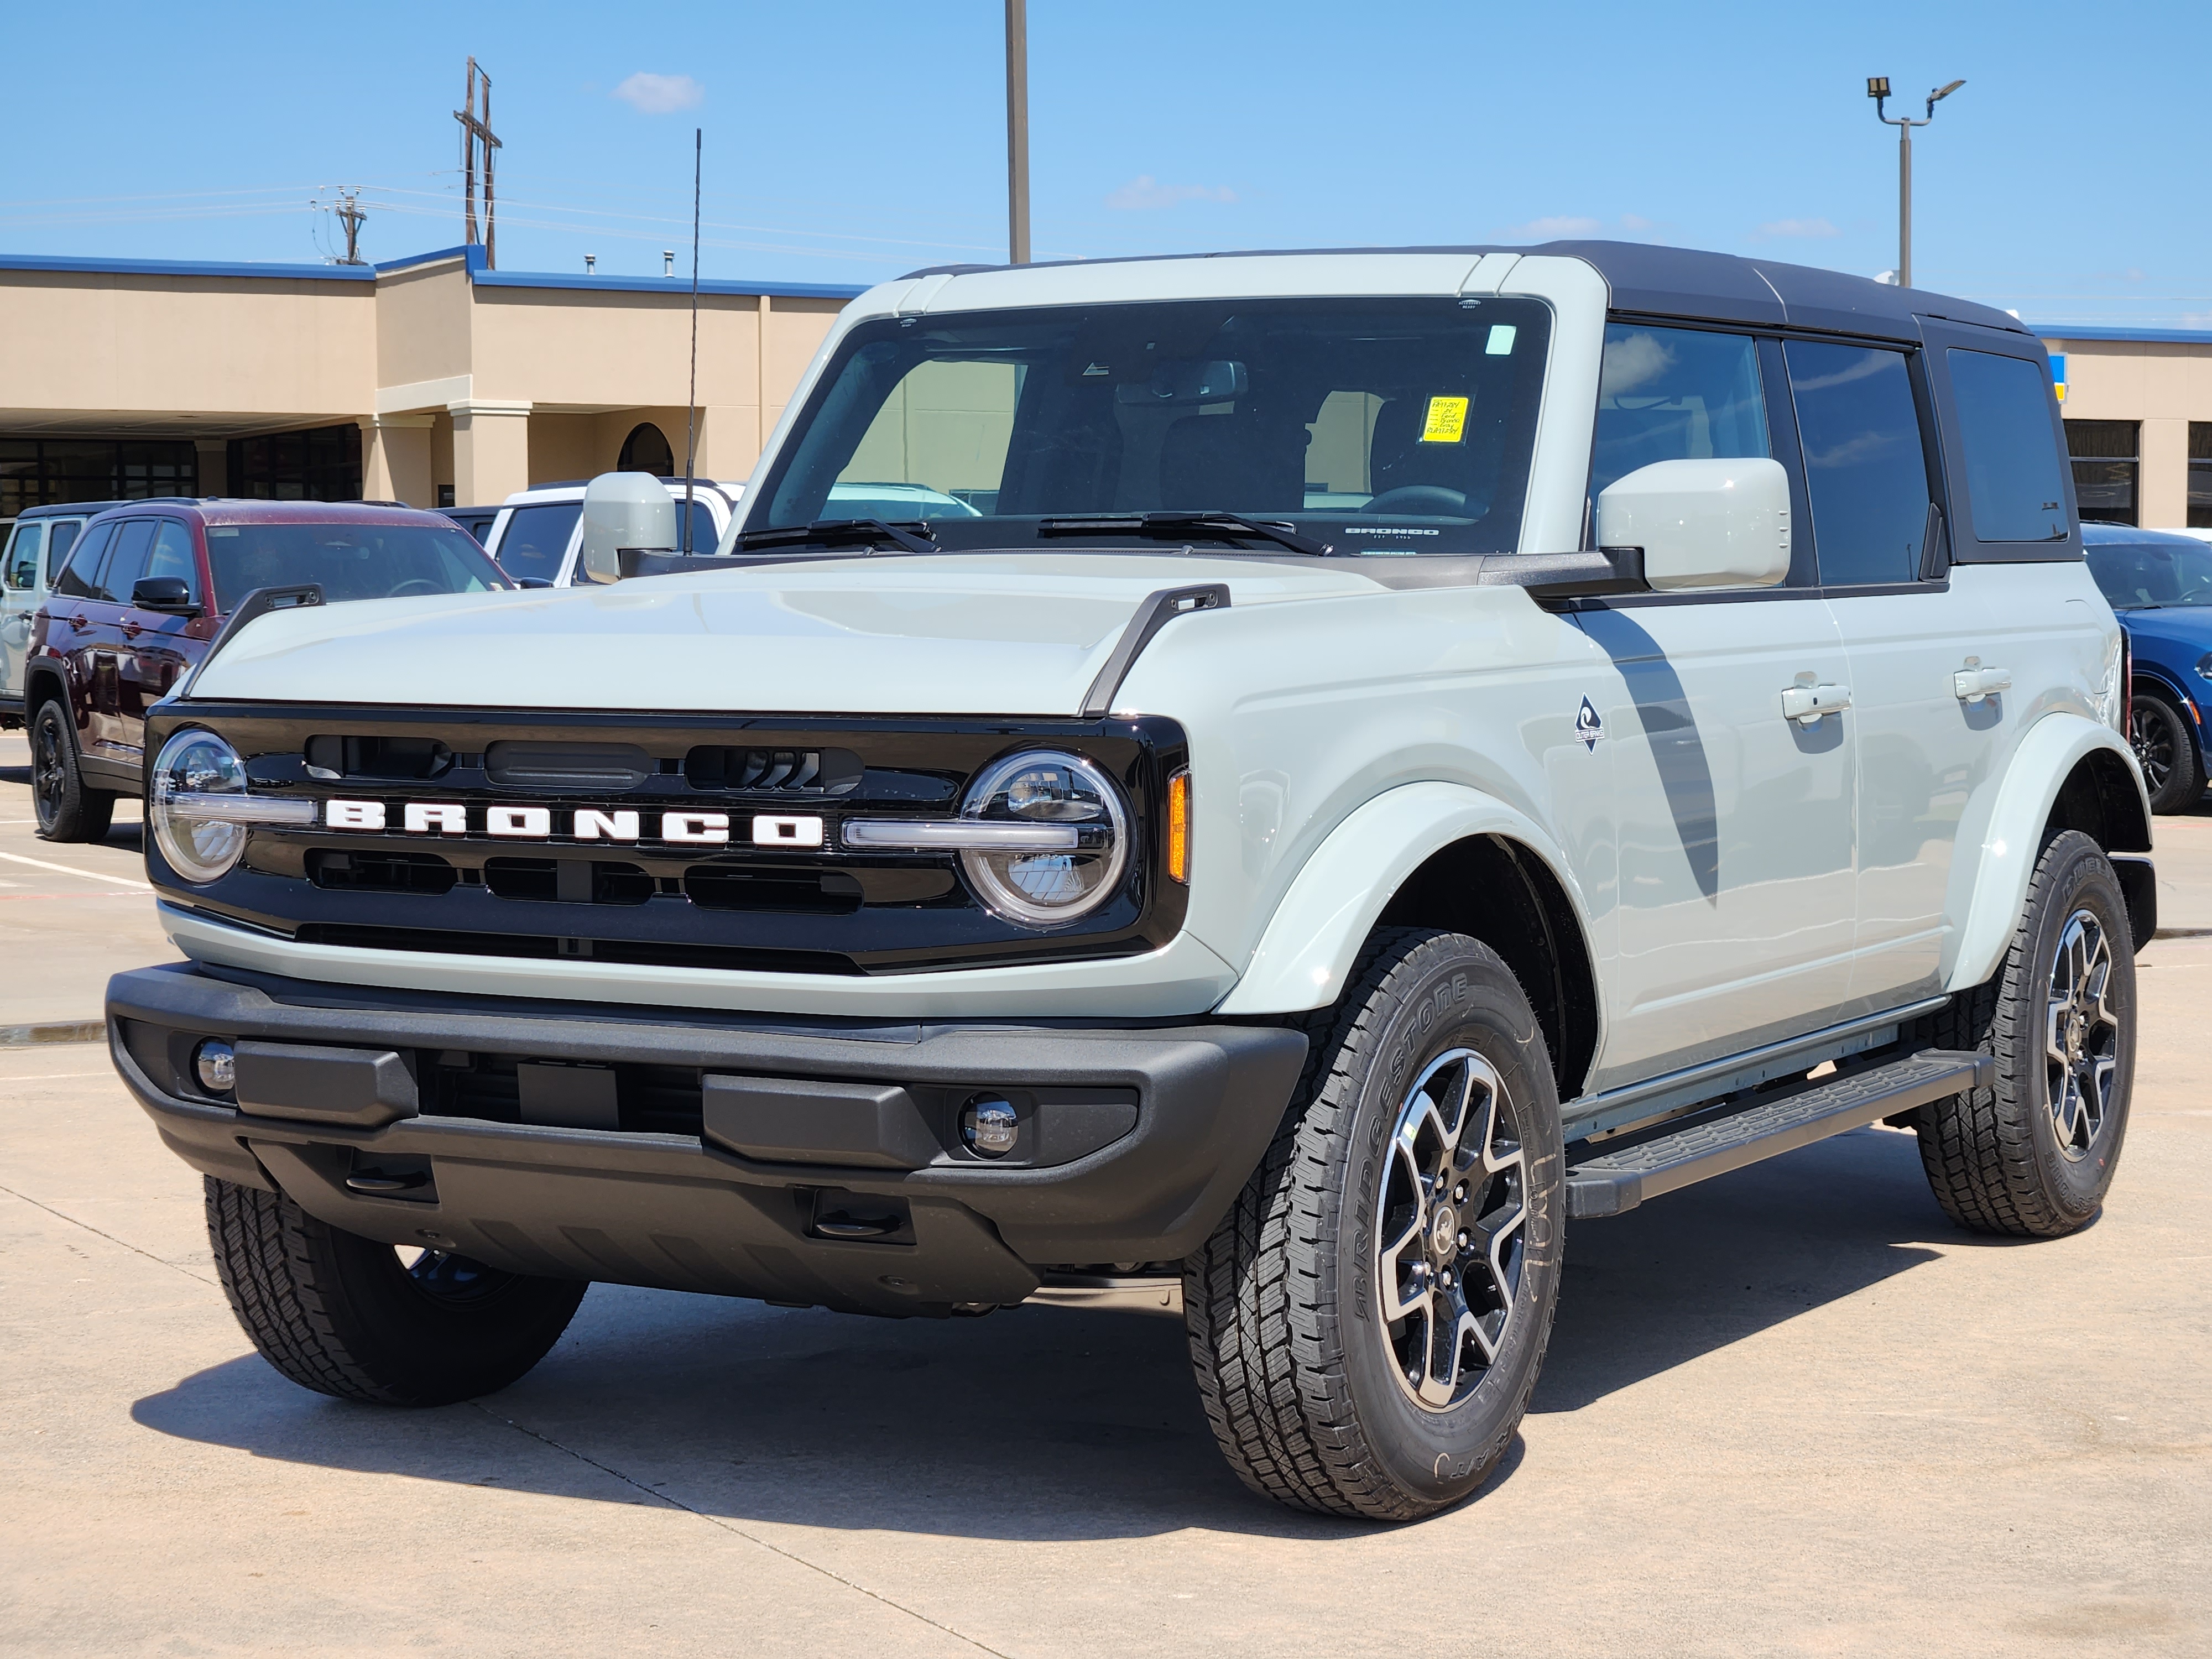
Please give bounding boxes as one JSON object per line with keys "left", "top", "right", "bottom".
{"left": 1420, "top": 395, "right": 1469, "bottom": 444}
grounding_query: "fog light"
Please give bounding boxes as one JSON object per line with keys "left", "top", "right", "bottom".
{"left": 194, "top": 1039, "right": 237, "bottom": 1095}
{"left": 961, "top": 1095, "right": 1019, "bottom": 1157}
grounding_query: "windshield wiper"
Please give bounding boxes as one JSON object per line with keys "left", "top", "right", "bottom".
{"left": 734, "top": 518, "right": 939, "bottom": 557}
{"left": 1037, "top": 512, "right": 1332, "bottom": 557}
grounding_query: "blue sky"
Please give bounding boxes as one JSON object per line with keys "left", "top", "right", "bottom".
{"left": 2, "top": 0, "right": 2205, "bottom": 326}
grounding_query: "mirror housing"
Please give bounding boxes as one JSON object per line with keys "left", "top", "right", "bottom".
{"left": 1594, "top": 457, "right": 1792, "bottom": 591}
{"left": 131, "top": 575, "right": 201, "bottom": 615}
{"left": 576, "top": 472, "right": 679, "bottom": 585}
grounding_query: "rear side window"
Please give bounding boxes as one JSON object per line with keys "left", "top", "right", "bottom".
{"left": 1947, "top": 349, "right": 2068, "bottom": 542}
{"left": 1591, "top": 324, "right": 1770, "bottom": 499}
{"left": 51, "top": 521, "right": 114, "bottom": 601}
{"left": 1787, "top": 342, "right": 1933, "bottom": 587}
{"left": 45, "top": 520, "right": 80, "bottom": 577}
{"left": 4, "top": 523, "right": 40, "bottom": 590}
{"left": 494, "top": 502, "right": 583, "bottom": 583}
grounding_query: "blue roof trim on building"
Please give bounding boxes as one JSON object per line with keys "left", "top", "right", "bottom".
{"left": 470, "top": 269, "right": 864, "bottom": 300}
{"left": 1, "top": 242, "right": 859, "bottom": 299}
{"left": 2030, "top": 324, "right": 2212, "bottom": 346}
{"left": 0, "top": 250, "right": 373, "bottom": 282}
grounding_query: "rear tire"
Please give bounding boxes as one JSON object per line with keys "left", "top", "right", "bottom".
{"left": 30, "top": 698, "right": 114, "bottom": 843}
{"left": 2129, "top": 690, "right": 2201, "bottom": 814}
{"left": 205, "top": 1176, "right": 587, "bottom": 1406}
{"left": 1185, "top": 928, "right": 1564, "bottom": 1520}
{"left": 1912, "top": 831, "right": 2136, "bottom": 1238}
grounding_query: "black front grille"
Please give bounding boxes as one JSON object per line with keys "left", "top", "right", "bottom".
{"left": 293, "top": 922, "right": 862, "bottom": 975}
{"left": 684, "top": 746, "right": 861, "bottom": 794}
{"left": 308, "top": 850, "right": 458, "bottom": 895}
{"left": 685, "top": 862, "right": 863, "bottom": 915}
{"left": 305, "top": 734, "right": 451, "bottom": 780}
{"left": 483, "top": 858, "right": 654, "bottom": 905}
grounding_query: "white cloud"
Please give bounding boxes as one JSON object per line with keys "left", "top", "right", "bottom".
{"left": 613, "top": 72, "right": 704, "bottom": 114}
{"left": 1105, "top": 175, "right": 1237, "bottom": 211}
{"left": 1752, "top": 217, "right": 1840, "bottom": 240}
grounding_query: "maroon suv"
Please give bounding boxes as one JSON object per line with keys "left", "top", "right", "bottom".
{"left": 27, "top": 499, "right": 509, "bottom": 842}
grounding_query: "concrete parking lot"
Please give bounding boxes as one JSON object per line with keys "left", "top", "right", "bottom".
{"left": 3, "top": 729, "right": 2208, "bottom": 1657}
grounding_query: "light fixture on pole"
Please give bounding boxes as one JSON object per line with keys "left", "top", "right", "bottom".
{"left": 1867, "top": 76, "right": 1964, "bottom": 289}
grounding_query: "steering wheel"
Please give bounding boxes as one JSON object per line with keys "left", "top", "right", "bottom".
{"left": 1359, "top": 485, "right": 1468, "bottom": 516}
{"left": 2176, "top": 584, "right": 2212, "bottom": 606}
{"left": 389, "top": 578, "right": 440, "bottom": 597}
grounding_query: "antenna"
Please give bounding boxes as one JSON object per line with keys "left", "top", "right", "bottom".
{"left": 684, "top": 127, "right": 702, "bottom": 554}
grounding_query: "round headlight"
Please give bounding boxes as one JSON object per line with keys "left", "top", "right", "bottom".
{"left": 958, "top": 750, "right": 1130, "bottom": 926}
{"left": 150, "top": 729, "right": 252, "bottom": 884}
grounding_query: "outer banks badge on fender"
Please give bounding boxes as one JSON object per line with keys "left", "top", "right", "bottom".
{"left": 1575, "top": 697, "right": 1604, "bottom": 750}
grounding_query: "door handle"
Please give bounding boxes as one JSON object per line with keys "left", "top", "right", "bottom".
{"left": 69, "top": 613, "right": 90, "bottom": 629}
{"left": 1780, "top": 682, "right": 1851, "bottom": 726}
{"left": 1953, "top": 660, "right": 2011, "bottom": 703}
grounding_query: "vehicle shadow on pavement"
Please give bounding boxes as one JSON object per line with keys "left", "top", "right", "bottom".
{"left": 130, "top": 1126, "right": 1954, "bottom": 1539}
{"left": 1537, "top": 1124, "right": 1946, "bottom": 1414}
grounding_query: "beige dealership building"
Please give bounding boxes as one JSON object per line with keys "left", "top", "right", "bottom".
{"left": 2039, "top": 328, "right": 2212, "bottom": 530}
{"left": 0, "top": 244, "right": 862, "bottom": 516}
{"left": 5, "top": 243, "right": 2211, "bottom": 531}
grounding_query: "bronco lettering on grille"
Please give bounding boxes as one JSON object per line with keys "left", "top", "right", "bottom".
{"left": 322, "top": 800, "right": 822, "bottom": 848}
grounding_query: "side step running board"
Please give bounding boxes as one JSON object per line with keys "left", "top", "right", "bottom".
{"left": 1566, "top": 1048, "right": 1991, "bottom": 1219}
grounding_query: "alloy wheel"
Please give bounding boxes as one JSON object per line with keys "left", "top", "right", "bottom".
{"left": 1374, "top": 1047, "right": 1527, "bottom": 1411}
{"left": 31, "top": 712, "right": 67, "bottom": 828}
{"left": 2045, "top": 907, "right": 2120, "bottom": 1161}
{"left": 2128, "top": 701, "right": 2174, "bottom": 794}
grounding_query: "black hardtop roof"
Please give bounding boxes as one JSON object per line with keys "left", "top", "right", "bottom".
{"left": 899, "top": 239, "right": 2027, "bottom": 344}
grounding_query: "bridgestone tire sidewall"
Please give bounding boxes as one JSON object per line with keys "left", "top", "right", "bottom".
{"left": 2015, "top": 834, "right": 2137, "bottom": 1224}
{"left": 1333, "top": 948, "right": 1564, "bottom": 1510}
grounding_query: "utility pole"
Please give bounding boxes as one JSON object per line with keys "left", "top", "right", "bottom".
{"left": 1005, "top": 0, "right": 1030, "bottom": 265}
{"left": 684, "top": 128, "right": 702, "bottom": 554}
{"left": 453, "top": 57, "right": 503, "bottom": 268}
{"left": 1866, "top": 76, "right": 1964, "bottom": 289}
{"left": 335, "top": 191, "right": 367, "bottom": 265}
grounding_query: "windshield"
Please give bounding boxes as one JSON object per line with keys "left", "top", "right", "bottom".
{"left": 751, "top": 297, "right": 1552, "bottom": 556}
{"left": 206, "top": 522, "right": 508, "bottom": 611}
{"left": 2086, "top": 539, "right": 2212, "bottom": 609}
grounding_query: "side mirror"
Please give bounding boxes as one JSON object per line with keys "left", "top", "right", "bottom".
{"left": 132, "top": 576, "right": 202, "bottom": 616}
{"left": 1594, "top": 457, "right": 1792, "bottom": 591}
{"left": 576, "top": 472, "right": 679, "bottom": 585}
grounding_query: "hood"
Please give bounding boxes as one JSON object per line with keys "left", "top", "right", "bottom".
{"left": 186, "top": 552, "right": 1388, "bottom": 717}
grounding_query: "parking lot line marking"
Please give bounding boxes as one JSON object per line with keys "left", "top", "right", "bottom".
{"left": 0, "top": 849, "right": 152, "bottom": 890}
{"left": 0, "top": 1073, "right": 107, "bottom": 1082}
{"left": 468, "top": 1401, "right": 1015, "bottom": 1656}
{"left": 0, "top": 1181, "right": 216, "bottom": 1287}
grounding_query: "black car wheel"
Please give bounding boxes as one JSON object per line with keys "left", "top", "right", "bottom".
{"left": 205, "top": 1176, "right": 587, "bottom": 1406}
{"left": 1184, "top": 928, "right": 1563, "bottom": 1520}
{"left": 2128, "top": 691, "right": 2201, "bottom": 814}
{"left": 29, "top": 698, "right": 114, "bottom": 843}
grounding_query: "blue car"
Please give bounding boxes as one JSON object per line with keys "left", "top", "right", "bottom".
{"left": 2083, "top": 520, "right": 2212, "bottom": 812}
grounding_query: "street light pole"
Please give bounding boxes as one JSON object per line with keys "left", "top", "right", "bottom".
{"left": 1867, "top": 77, "right": 1964, "bottom": 289}
{"left": 1005, "top": 0, "right": 1030, "bottom": 265}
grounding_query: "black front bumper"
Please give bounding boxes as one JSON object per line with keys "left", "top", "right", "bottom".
{"left": 108, "top": 964, "right": 1307, "bottom": 1317}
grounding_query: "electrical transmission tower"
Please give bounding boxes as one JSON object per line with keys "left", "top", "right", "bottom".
{"left": 453, "top": 57, "right": 502, "bottom": 268}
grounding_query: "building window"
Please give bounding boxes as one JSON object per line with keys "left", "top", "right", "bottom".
{"left": 618, "top": 422, "right": 675, "bottom": 476}
{"left": 0, "top": 437, "right": 199, "bottom": 517}
{"left": 227, "top": 424, "right": 363, "bottom": 501}
{"left": 2065, "top": 419, "right": 2138, "bottom": 526}
{"left": 2190, "top": 422, "right": 2212, "bottom": 530}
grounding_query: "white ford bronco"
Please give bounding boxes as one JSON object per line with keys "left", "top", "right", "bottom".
{"left": 111, "top": 242, "right": 2154, "bottom": 1520}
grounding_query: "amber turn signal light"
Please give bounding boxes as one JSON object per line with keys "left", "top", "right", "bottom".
{"left": 1166, "top": 769, "right": 1191, "bottom": 884}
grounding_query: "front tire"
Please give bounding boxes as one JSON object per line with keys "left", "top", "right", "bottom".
{"left": 1913, "top": 831, "right": 2136, "bottom": 1238}
{"left": 1185, "top": 928, "right": 1564, "bottom": 1520}
{"left": 2129, "top": 690, "right": 2201, "bottom": 814}
{"left": 205, "top": 1176, "right": 587, "bottom": 1406}
{"left": 30, "top": 698, "right": 114, "bottom": 843}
